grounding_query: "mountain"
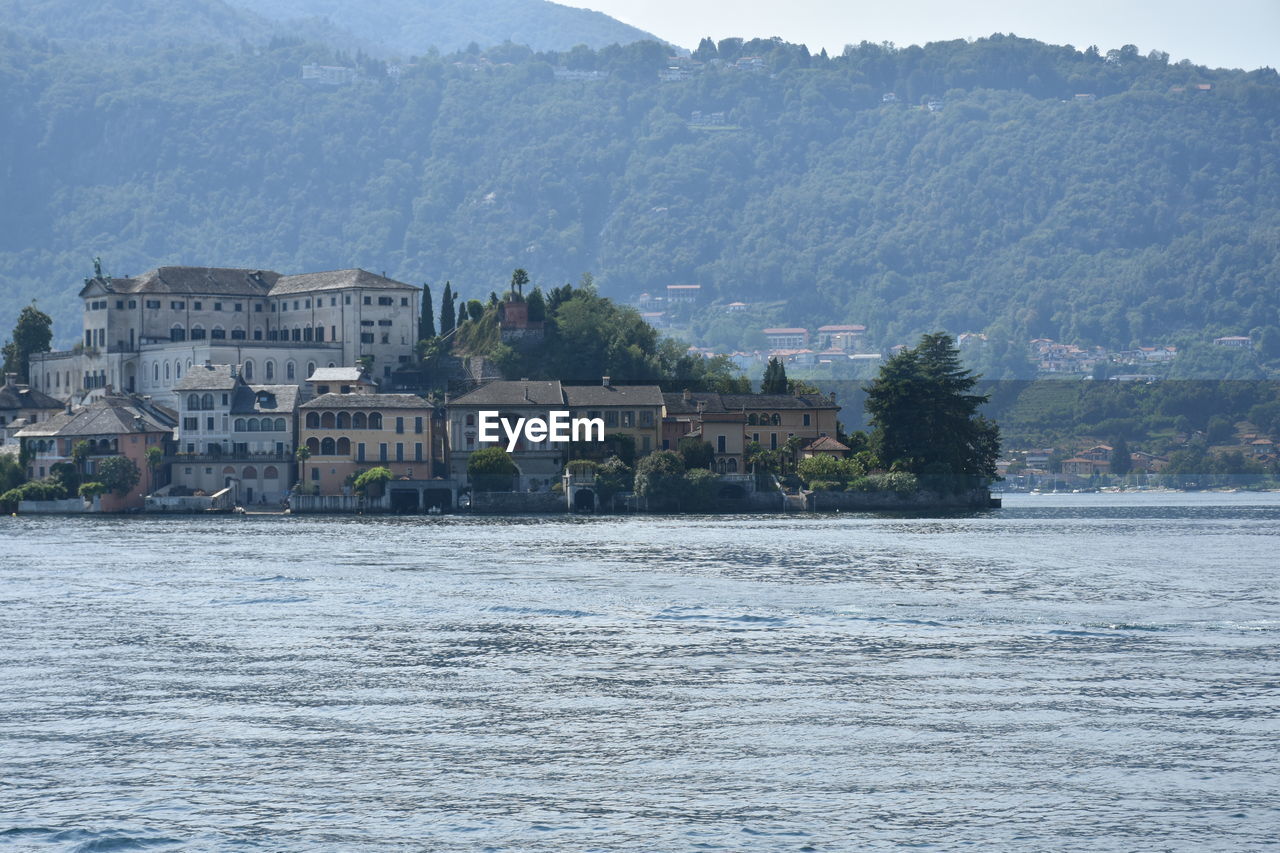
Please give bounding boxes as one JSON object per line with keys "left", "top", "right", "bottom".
{"left": 1, "top": 30, "right": 1278, "bottom": 356}
{"left": 225, "top": 0, "right": 664, "bottom": 54}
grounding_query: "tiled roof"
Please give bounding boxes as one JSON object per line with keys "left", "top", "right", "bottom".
{"left": 174, "top": 363, "right": 239, "bottom": 391}
{"left": 81, "top": 267, "right": 277, "bottom": 297}
{"left": 299, "top": 393, "right": 431, "bottom": 410}
{"left": 0, "top": 381, "right": 63, "bottom": 411}
{"left": 804, "top": 435, "right": 850, "bottom": 452}
{"left": 14, "top": 394, "right": 175, "bottom": 438}
{"left": 307, "top": 367, "right": 369, "bottom": 383}
{"left": 232, "top": 385, "right": 300, "bottom": 415}
{"left": 450, "top": 380, "right": 565, "bottom": 407}
{"left": 270, "top": 269, "right": 417, "bottom": 295}
{"left": 563, "top": 384, "right": 664, "bottom": 407}
{"left": 662, "top": 391, "right": 728, "bottom": 415}
{"left": 720, "top": 393, "right": 839, "bottom": 410}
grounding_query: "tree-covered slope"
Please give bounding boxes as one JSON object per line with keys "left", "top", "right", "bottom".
{"left": 1, "top": 32, "right": 1277, "bottom": 350}
{"left": 227, "top": 0, "right": 662, "bottom": 54}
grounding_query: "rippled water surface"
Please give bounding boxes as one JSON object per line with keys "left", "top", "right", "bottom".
{"left": 2, "top": 492, "right": 1279, "bottom": 851}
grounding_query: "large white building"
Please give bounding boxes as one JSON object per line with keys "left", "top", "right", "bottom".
{"left": 30, "top": 266, "right": 420, "bottom": 407}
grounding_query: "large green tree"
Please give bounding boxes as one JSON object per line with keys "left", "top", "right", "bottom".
{"left": 634, "top": 449, "right": 686, "bottom": 511}
{"left": 761, "top": 357, "right": 788, "bottom": 395}
{"left": 419, "top": 284, "right": 435, "bottom": 341}
{"left": 2, "top": 304, "right": 53, "bottom": 383}
{"left": 440, "top": 282, "right": 456, "bottom": 337}
{"left": 864, "top": 332, "right": 1000, "bottom": 489}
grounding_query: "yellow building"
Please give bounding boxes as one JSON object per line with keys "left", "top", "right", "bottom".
{"left": 298, "top": 393, "right": 435, "bottom": 494}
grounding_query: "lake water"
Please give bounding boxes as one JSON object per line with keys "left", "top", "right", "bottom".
{"left": 2, "top": 493, "right": 1278, "bottom": 851}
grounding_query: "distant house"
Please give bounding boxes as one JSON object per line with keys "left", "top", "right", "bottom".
{"left": 0, "top": 372, "right": 63, "bottom": 445}
{"left": 801, "top": 435, "right": 850, "bottom": 460}
{"left": 1214, "top": 336, "right": 1252, "bottom": 348}
{"left": 307, "top": 366, "right": 377, "bottom": 396}
{"left": 763, "top": 328, "right": 809, "bottom": 349}
{"left": 302, "top": 65, "right": 358, "bottom": 86}
{"left": 666, "top": 284, "right": 702, "bottom": 304}
{"left": 1061, "top": 457, "right": 1108, "bottom": 478}
{"left": 816, "top": 325, "right": 866, "bottom": 352}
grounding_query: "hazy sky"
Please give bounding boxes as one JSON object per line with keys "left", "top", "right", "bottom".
{"left": 559, "top": 0, "right": 1279, "bottom": 70}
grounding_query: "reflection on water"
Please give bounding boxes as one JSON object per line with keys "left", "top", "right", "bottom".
{"left": 2, "top": 492, "right": 1278, "bottom": 850}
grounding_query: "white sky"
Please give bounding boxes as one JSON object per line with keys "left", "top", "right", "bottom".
{"left": 560, "top": 0, "right": 1280, "bottom": 70}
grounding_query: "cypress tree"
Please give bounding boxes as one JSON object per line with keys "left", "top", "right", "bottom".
{"left": 419, "top": 284, "right": 435, "bottom": 340}
{"left": 440, "top": 281, "right": 455, "bottom": 336}
{"left": 761, "top": 357, "right": 788, "bottom": 394}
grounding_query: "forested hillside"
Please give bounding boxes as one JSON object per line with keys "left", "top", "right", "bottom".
{"left": 1, "top": 29, "right": 1278, "bottom": 349}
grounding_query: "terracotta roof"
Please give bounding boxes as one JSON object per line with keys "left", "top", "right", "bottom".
{"left": 763, "top": 328, "right": 808, "bottom": 335}
{"left": 817, "top": 325, "right": 866, "bottom": 332}
{"left": 300, "top": 393, "right": 430, "bottom": 410}
{"left": 270, "top": 269, "right": 417, "bottom": 295}
{"left": 450, "top": 380, "right": 565, "bottom": 407}
{"left": 804, "top": 436, "right": 850, "bottom": 452}
{"left": 14, "top": 394, "right": 175, "bottom": 438}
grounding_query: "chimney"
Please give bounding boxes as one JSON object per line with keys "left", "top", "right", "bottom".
{"left": 602, "top": 375, "right": 611, "bottom": 387}
{"left": 682, "top": 388, "right": 691, "bottom": 402}
{"left": 3, "top": 372, "right": 15, "bottom": 387}
{"left": 204, "top": 359, "right": 212, "bottom": 369}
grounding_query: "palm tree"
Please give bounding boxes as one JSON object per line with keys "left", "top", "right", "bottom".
{"left": 295, "top": 445, "right": 311, "bottom": 492}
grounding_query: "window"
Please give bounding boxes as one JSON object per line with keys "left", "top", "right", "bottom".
{"left": 191, "top": 326, "right": 206, "bottom": 340}
{"left": 214, "top": 302, "right": 223, "bottom": 311}
{"left": 330, "top": 297, "right": 336, "bottom": 306}
{"left": 304, "top": 299, "right": 310, "bottom": 309}
{"left": 401, "top": 297, "right": 409, "bottom": 306}
{"left": 360, "top": 333, "right": 374, "bottom": 344}
{"left": 377, "top": 319, "right": 392, "bottom": 326}
{"left": 115, "top": 300, "right": 123, "bottom": 309}
{"left": 414, "top": 417, "right": 423, "bottom": 434}
{"left": 770, "top": 433, "right": 778, "bottom": 450}
{"left": 621, "top": 411, "right": 635, "bottom": 428}
{"left": 303, "top": 327, "right": 313, "bottom": 342}
{"left": 357, "top": 443, "right": 365, "bottom": 462}
{"left": 337, "top": 437, "right": 350, "bottom": 455}
{"left": 265, "top": 361, "right": 275, "bottom": 380}
{"left": 717, "top": 435, "right": 726, "bottom": 453}
{"left": 129, "top": 300, "right": 137, "bottom": 309}
{"left": 291, "top": 329, "right": 301, "bottom": 342}
{"left": 306, "top": 362, "right": 316, "bottom": 378}
{"left": 193, "top": 301, "right": 202, "bottom": 310}
{"left": 293, "top": 301, "right": 299, "bottom": 311}
{"left": 234, "top": 303, "right": 242, "bottom": 312}
{"left": 337, "top": 412, "right": 350, "bottom": 429}
{"left": 306, "top": 412, "right": 320, "bottom": 429}
{"left": 748, "top": 413, "right": 758, "bottom": 425}
{"left": 363, "top": 296, "right": 372, "bottom": 305}
{"left": 254, "top": 330, "right": 262, "bottom": 340}
{"left": 231, "top": 328, "right": 246, "bottom": 340}
{"left": 639, "top": 411, "right": 653, "bottom": 427}
{"left": 201, "top": 393, "right": 214, "bottom": 410}
{"left": 315, "top": 327, "right": 324, "bottom": 342}
{"left": 184, "top": 417, "right": 198, "bottom": 430}
{"left": 145, "top": 300, "right": 160, "bottom": 309}
{"left": 243, "top": 361, "right": 254, "bottom": 380}
{"left": 379, "top": 443, "right": 388, "bottom": 462}
{"left": 286, "top": 362, "right": 295, "bottom": 380}
{"left": 255, "top": 304, "right": 262, "bottom": 312}
{"left": 605, "top": 411, "right": 618, "bottom": 428}
{"left": 395, "top": 417, "right": 404, "bottom": 434}
{"left": 264, "top": 466, "right": 279, "bottom": 479}
{"left": 170, "top": 301, "right": 185, "bottom": 309}
{"left": 321, "top": 437, "right": 335, "bottom": 455}
{"left": 234, "top": 418, "right": 245, "bottom": 431}
{"left": 206, "top": 417, "right": 215, "bottom": 430}
{"left": 369, "top": 413, "right": 383, "bottom": 430}
{"left": 170, "top": 325, "right": 185, "bottom": 342}
{"left": 414, "top": 442, "right": 423, "bottom": 461}
{"left": 380, "top": 334, "right": 390, "bottom": 344}
{"left": 187, "top": 393, "right": 200, "bottom": 410}
{"left": 353, "top": 412, "right": 367, "bottom": 429}
{"left": 395, "top": 443, "right": 404, "bottom": 462}
{"left": 345, "top": 295, "right": 351, "bottom": 305}
{"left": 311, "top": 468, "right": 319, "bottom": 481}
{"left": 361, "top": 320, "right": 374, "bottom": 327}
{"left": 378, "top": 296, "right": 393, "bottom": 306}
{"left": 803, "top": 414, "right": 811, "bottom": 426}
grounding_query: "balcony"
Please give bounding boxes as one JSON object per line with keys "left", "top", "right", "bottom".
{"left": 166, "top": 448, "right": 295, "bottom": 464}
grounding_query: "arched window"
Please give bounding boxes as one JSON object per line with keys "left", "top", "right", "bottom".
{"left": 211, "top": 326, "right": 226, "bottom": 340}
{"left": 201, "top": 393, "right": 214, "bottom": 410}
{"left": 336, "top": 412, "right": 350, "bottom": 429}
{"left": 771, "top": 413, "right": 781, "bottom": 426}
{"left": 164, "top": 363, "right": 170, "bottom": 380}
{"left": 265, "top": 361, "right": 275, "bottom": 380}
{"left": 336, "top": 437, "right": 350, "bottom": 455}
{"left": 243, "top": 360, "right": 254, "bottom": 381}
{"left": 231, "top": 326, "right": 245, "bottom": 340}
{"left": 305, "top": 437, "right": 320, "bottom": 455}
{"left": 222, "top": 466, "right": 236, "bottom": 475}
{"left": 305, "top": 412, "right": 320, "bottom": 429}
{"left": 274, "top": 418, "right": 286, "bottom": 432}
{"left": 191, "top": 325, "right": 205, "bottom": 340}
{"left": 234, "top": 418, "right": 246, "bottom": 432}
{"left": 286, "top": 362, "right": 296, "bottom": 381}
{"left": 727, "top": 458, "right": 738, "bottom": 473}
{"left": 352, "top": 412, "right": 367, "bottom": 429}
{"left": 248, "top": 418, "right": 261, "bottom": 431}
{"left": 717, "top": 458, "right": 728, "bottom": 473}
{"left": 175, "top": 362, "right": 182, "bottom": 379}
{"left": 327, "top": 362, "right": 336, "bottom": 368}
{"left": 466, "top": 414, "right": 475, "bottom": 426}
{"left": 187, "top": 394, "right": 201, "bottom": 411}
{"left": 170, "top": 324, "right": 185, "bottom": 342}
{"left": 154, "top": 364, "right": 160, "bottom": 382}
{"left": 320, "top": 412, "right": 335, "bottom": 429}
{"left": 263, "top": 466, "right": 279, "bottom": 479}
{"left": 306, "top": 362, "right": 316, "bottom": 379}
{"left": 368, "top": 412, "right": 383, "bottom": 430}
{"left": 748, "top": 413, "right": 758, "bottom": 425}
{"left": 243, "top": 466, "right": 257, "bottom": 479}
{"left": 320, "top": 437, "right": 336, "bottom": 456}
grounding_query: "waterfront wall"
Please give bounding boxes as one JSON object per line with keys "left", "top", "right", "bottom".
{"left": 807, "top": 487, "right": 992, "bottom": 511}
{"left": 18, "top": 497, "right": 98, "bottom": 514}
{"left": 471, "top": 491, "right": 565, "bottom": 514}
{"left": 291, "top": 494, "right": 390, "bottom": 513}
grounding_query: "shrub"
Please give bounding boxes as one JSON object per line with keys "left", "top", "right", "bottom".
{"left": 806, "top": 479, "right": 843, "bottom": 492}
{"left": 468, "top": 446, "right": 518, "bottom": 491}
{"left": 78, "top": 482, "right": 106, "bottom": 498}
{"left": 352, "top": 466, "right": 393, "bottom": 497}
{"left": 682, "top": 468, "right": 720, "bottom": 511}
{"left": 848, "top": 472, "right": 919, "bottom": 496}
{"left": 1, "top": 479, "right": 68, "bottom": 510}
{"left": 634, "top": 450, "right": 686, "bottom": 511}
